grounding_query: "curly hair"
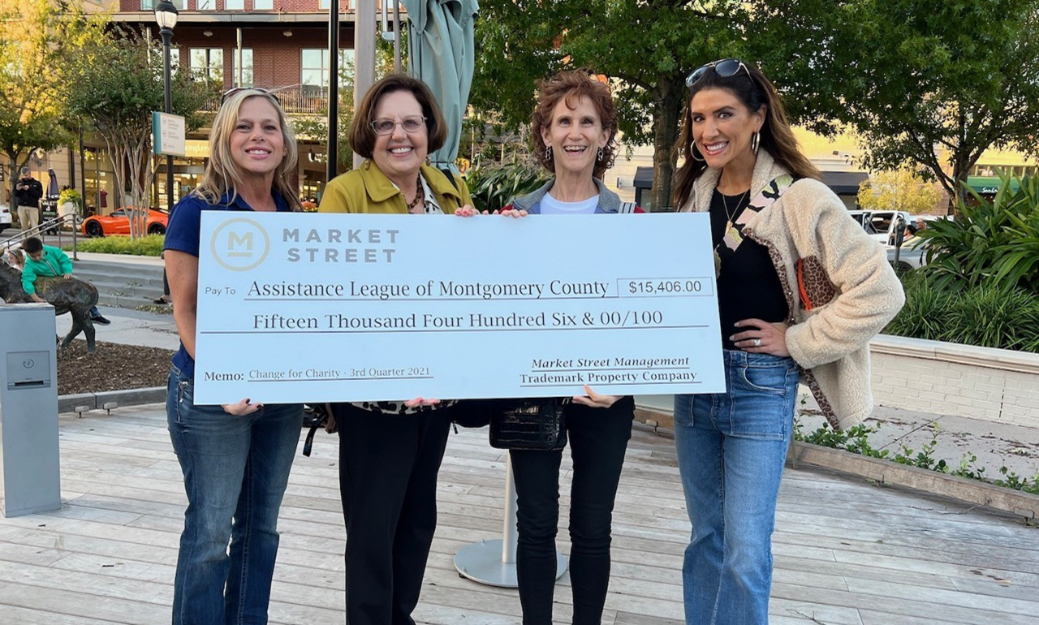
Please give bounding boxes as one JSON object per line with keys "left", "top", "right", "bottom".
{"left": 531, "top": 70, "right": 618, "bottom": 180}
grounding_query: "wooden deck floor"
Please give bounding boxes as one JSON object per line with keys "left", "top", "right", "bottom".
{"left": 0, "top": 405, "right": 1036, "bottom": 625}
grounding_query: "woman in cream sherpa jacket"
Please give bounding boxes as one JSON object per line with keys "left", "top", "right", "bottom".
{"left": 671, "top": 59, "right": 904, "bottom": 625}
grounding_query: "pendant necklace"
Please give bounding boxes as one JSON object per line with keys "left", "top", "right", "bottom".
{"left": 714, "top": 189, "right": 749, "bottom": 276}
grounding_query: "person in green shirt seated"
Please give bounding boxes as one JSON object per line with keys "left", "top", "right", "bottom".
{"left": 21, "top": 236, "right": 110, "bottom": 324}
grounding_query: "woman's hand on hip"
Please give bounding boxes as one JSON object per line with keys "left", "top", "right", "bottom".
{"left": 731, "top": 318, "right": 790, "bottom": 357}
{"left": 223, "top": 398, "right": 263, "bottom": 416}
{"left": 572, "top": 385, "right": 620, "bottom": 409}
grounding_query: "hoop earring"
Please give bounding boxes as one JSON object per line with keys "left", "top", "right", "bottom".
{"left": 691, "top": 144, "right": 705, "bottom": 162}
{"left": 597, "top": 147, "right": 604, "bottom": 162}
{"left": 751, "top": 131, "right": 760, "bottom": 155}
{"left": 545, "top": 146, "right": 552, "bottom": 161}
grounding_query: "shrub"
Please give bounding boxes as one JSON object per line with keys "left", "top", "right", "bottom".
{"left": 465, "top": 162, "right": 548, "bottom": 213}
{"left": 918, "top": 173, "right": 1039, "bottom": 292}
{"left": 885, "top": 271, "right": 1039, "bottom": 353}
{"left": 65, "top": 234, "right": 165, "bottom": 257}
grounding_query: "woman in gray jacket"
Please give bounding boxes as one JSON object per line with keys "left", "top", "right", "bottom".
{"left": 671, "top": 59, "right": 904, "bottom": 625}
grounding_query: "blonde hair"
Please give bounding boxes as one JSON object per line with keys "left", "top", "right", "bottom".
{"left": 193, "top": 89, "right": 300, "bottom": 209}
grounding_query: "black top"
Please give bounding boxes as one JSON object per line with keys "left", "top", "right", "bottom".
{"left": 710, "top": 190, "right": 789, "bottom": 350}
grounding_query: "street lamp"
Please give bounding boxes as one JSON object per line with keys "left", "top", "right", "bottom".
{"left": 154, "top": 0, "right": 178, "bottom": 214}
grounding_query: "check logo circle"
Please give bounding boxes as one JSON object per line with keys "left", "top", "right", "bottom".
{"left": 211, "top": 217, "right": 270, "bottom": 272}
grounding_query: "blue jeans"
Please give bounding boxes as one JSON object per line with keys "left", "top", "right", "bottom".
{"left": 166, "top": 365, "right": 303, "bottom": 625}
{"left": 674, "top": 350, "right": 799, "bottom": 625}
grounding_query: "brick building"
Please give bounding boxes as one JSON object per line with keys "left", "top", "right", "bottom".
{"left": 70, "top": 1, "right": 384, "bottom": 213}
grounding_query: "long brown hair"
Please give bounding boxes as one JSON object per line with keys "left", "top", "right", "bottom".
{"left": 672, "top": 62, "right": 819, "bottom": 207}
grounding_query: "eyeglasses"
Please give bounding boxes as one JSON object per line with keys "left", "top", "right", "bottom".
{"left": 685, "top": 58, "right": 751, "bottom": 89}
{"left": 371, "top": 116, "right": 427, "bottom": 135}
{"left": 220, "top": 87, "right": 281, "bottom": 105}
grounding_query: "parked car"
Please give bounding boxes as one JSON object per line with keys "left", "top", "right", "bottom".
{"left": 81, "top": 208, "right": 169, "bottom": 237}
{"left": 0, "top": 204, "right": 11, "bottom": 234}
{"left": 886, "top": 239, "right": 928, "bottom": 272}
{"left": 846, "top": 209, "right": 913, "bottom": 244}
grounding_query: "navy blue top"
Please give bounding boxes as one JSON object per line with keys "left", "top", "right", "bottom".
{"left": 164, "top": 189, "right": 291, "bottom": 377}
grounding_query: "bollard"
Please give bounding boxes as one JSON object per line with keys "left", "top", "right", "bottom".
{"left": 0, "top": 304, "right": 61, "bottom": 517}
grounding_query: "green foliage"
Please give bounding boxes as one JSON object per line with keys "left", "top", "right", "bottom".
{"left": 884, "top": 272, "right": 1039, "bottom": 353}
{"left": 0, "top": 0, "right": 100, "bottom": 200}
{"left": 472, "top": 0, "right": 746, "bottom": 211}
{"left": 66, "top": 235, "right": 165, "bottom": 257}
{"left": 752, "top": 0, "right": 1039, "bottom": 205}
{"left": 918, "top": 173, "right": 1039, "bottom": 293}
{"left": 465, "top": 162, "right": 549, "bottom": 213}
{"left": 58, "top": 188, "right": 82, "bottom": 207}
{"left": 59, "top": 28, "right": 215, "bottom": 237}
{"left": 795, "top": 420, "right": 1039, "bottom": 494}
{"left": 857, "top": 168, "right": 942, "bottom": 214}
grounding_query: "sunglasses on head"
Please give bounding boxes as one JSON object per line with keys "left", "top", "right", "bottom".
{"left": 220, "top": 87, "right": 281, "bottom": 106}
{"left": 685, "top": 58, "right": 751, "bottom": 89}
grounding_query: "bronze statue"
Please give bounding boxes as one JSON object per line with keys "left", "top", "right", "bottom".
{"left": 0, "top": 258, "right": 100, "bottom": 353}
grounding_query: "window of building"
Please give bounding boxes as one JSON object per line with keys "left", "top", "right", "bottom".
{"left": 196, "top": 0, "right": 216, "bottom": 10}
{"left": 231, "top": 49, "right": 254, "bottom": 88}
{"left": 190, "top": 48, "right": 224, "bottom": 81}
{"left": 140, "top": 0, "right": 186, "bottom": 10}
{"left": 301, "top": 49, "right": 355, "bottom": 89}
{"left": 225, "top": 0, "right": 245, "bottom": 8}
{"left": 254, "top": 0, "right": 274, "bottom": 9}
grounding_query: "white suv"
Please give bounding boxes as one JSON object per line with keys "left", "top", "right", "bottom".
{"left": 846, "top": 209, "right": 913, "bottom": 244}
{"left": 0, "top": 204, "right": 12, "bottom": 235}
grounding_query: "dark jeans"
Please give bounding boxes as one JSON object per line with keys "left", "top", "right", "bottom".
{"left": 166, "top": 366, "right": 304, "bottom": 625}
{"left": 335, "top": 403, "right": 454, "bottom": 625}
{"left": 510, "top": 397, "right": 635, "bottom": 625}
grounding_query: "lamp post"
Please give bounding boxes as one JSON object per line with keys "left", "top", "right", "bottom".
{"left": 154, "top": 1, "right": 178, "bottom": 214}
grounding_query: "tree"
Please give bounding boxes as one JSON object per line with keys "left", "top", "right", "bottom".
{"left": 472, "top": 1, "right": 745, "bottom": 210}
{"left": 60, "top": 28, "right": 213, "bottom": 237}
{"left": 858, "top": 168, "right": 943, "bottom": 214}
{"left": 0, "top": 0, "right": 95, "bottom": 204}
{"left": 751, "top": 0, "right": 1039, "bottom": 211}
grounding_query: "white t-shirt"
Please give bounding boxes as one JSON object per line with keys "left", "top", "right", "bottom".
{"left": 540, "top": 192, "right": 599, "bottom": 215}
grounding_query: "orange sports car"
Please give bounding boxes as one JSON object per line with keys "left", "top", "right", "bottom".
{"left": 81, "top": 208, "right": 169, "bottom": 237}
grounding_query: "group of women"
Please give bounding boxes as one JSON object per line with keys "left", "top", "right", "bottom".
{"left": 163, "top": 61, "right": 903, "bottom": 625}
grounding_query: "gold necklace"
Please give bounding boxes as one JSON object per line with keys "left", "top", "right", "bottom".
{"left": 721, "top": 189, "right": 749, "bottom": 233}
{"left": 714, "top": 189, "right": 750, "bottom": 277}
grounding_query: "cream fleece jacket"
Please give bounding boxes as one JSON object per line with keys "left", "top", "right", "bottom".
{"left": 681, "top": 151, "right": 905, "bottom": 429}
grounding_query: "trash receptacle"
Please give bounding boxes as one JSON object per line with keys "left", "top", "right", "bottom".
{"left": 0, "top": 303, "right": 61, "bottom": 517}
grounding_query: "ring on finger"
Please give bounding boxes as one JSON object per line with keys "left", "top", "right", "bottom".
{"left": 753, "top": 338, "right": 762, "bottom": 347}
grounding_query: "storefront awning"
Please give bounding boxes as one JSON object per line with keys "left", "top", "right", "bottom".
{"left": 966, "top": 176, "right": 1022, "bottom": 195}
{"left": 633, "top": 166, "right": 654, "bottom": 190}
{"left": 821, "top": 171, "right": 868, "bottom": 195}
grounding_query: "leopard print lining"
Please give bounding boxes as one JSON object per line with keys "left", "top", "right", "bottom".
{"left": 350, "top": 399, "right": 458, "bottom": 415}
{"left": 798, "top": 256, "right": 838, "bottom": 310}
{"left": 745, "top": 229, "right": 839, "bottom": 428}
{"left": 800, "top": 368, "right": 841, "bottom": 429}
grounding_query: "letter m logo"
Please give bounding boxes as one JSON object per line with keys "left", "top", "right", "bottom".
{"left": 227, "top": 231, "right": 253, "bottom": 258}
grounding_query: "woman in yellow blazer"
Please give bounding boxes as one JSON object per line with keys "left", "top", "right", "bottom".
{"left": 318, "top": 74, "right": 473, "bottom": 625}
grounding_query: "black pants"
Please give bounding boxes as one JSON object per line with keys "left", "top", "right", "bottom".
{"left": 510, "top": 397, "right": 635, "bottom": 625}
{"left": 335, "top": 403, "right": 453, "bottom": 625}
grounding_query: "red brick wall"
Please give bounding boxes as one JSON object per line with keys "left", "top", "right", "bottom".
{"left": 172, "top": 25, "right": 356, "bottom": 89}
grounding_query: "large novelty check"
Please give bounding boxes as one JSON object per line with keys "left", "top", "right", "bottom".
{"left": 193, "top": 212, "right": 724, "bottom": 404}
